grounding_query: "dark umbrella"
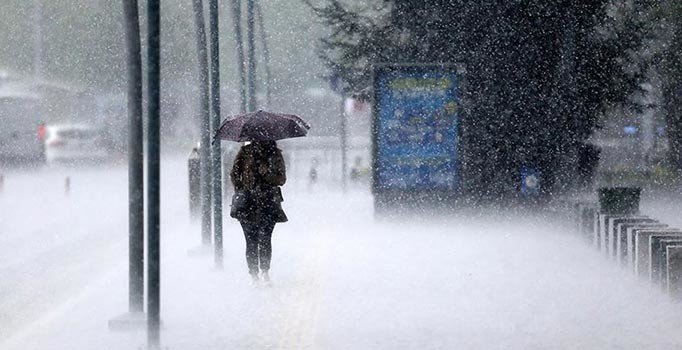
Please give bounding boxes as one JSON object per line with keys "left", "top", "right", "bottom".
{"left": 214, "top": 110, "right": 311, "bottom": 142}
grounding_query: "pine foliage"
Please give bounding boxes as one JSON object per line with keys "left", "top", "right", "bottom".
{"left": 309, "top": 0, "right": 648, "bottom": 199}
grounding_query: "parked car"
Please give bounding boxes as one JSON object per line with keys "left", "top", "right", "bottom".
{"left": 44, "top": 124, "right": 112, "bottom": 164}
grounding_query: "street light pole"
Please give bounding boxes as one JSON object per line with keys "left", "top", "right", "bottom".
{"left": 230, "top": 0, "right": 247, "bottom": 113}
{"left": 340, "top": 95, "right": 347, "bottom": 192}
{"left": 146, "top": 0, "right": 161, "bottom": 347}
{"left": 246, "top": 0, "right": 257, "bottom": 111}
{"left": 209, "top": 0, "right": 223, "bottom": 269}
{"left": 122, "top": 0, "right": 144, "bottom": 315}
{"left": 557, "top": 5, "right": 578, "bottom": 191}
{"left": 33, "top": 0, "right": 44, "bottom": 80}
{"left": 254, "top": 0, "right": 272, "bottom": 109}
{"left": 192, "top": 0, "right": 213, "bottom": 248}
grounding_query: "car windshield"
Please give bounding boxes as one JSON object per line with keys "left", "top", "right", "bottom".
{"left": 57, "top": 128, "right": 98, "bottom": 139}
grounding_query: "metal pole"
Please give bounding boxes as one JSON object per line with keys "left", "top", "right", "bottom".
{"left": 146, "top": 0, "right": 161, "bottom": 347}
{"left": 122, "top": 0, "right": 144, "bottom": 315}
{"left": 246, "top": 0, "right": 257, "bottom": 111}
{"left": 254, "top": 0, "right": 271, "bottom": 109}
{"left": 230, "top": 0, "right": 247, "bottom": 113}
{"left": 557, "top": 6, "right": 578, "bottom": 192}
{"left": 33, "top": 0, "right": 43, "bottom": 80}
{"left": 192, "top": 0, "right": 212, "bottom": 247}
{"left": 340, "top": 96, "right": 347, "bottom": 192}
{"left": 209, "top": 0, "right": 223, "bottom": 268}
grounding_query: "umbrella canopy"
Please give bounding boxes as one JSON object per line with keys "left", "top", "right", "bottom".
{"left": 214, "top": 110, "right": 311, "bottom": 142}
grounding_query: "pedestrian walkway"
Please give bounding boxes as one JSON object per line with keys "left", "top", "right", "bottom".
{"left": 4, "top": 173, "right": 682, "bottom": 349}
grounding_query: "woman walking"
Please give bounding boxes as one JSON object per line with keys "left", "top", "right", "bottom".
{"left": 230, "top": 140, "right": 287, "bottom": 284}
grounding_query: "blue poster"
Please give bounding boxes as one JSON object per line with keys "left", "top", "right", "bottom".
{"left": 373, "top": 65, "right": 460, "bottom": 191}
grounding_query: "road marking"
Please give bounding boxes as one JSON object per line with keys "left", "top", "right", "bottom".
{"left": 0, "top": 263, "right": 126, "bottom": 350}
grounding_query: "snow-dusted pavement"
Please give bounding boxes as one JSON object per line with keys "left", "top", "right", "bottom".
{"left": 3, "top": 157, "right": 682, "bottom": 349}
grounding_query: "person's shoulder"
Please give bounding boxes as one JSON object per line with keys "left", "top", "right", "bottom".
{"left": 235, "top": 144, "right": 251, "bottom": 159}
{"left": 239, "top": 144, "right": 254, "bottom": 153}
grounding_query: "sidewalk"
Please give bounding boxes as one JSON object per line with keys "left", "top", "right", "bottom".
{"left": 5, "top": 177, "right": 682, "bottom": 348}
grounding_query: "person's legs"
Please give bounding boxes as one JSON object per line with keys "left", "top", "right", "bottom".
{"left": 257, "top": 220, "right": 276, "bottom": 274}
{"left": 240, "top": 221, "right": 259, "bottom": 278}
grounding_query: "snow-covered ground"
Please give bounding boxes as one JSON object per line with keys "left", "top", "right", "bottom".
{"left": 2, "top": 156, "right": 682, "bottom": 349}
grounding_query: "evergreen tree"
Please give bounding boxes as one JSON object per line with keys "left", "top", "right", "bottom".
{"left": 650, "top": 1, "right": 682, "bottom": 173}
{"left": 309, "top": 0, "right": 646, "bottom": 200}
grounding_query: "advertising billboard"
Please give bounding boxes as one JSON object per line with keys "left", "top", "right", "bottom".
{"left": 372, "top": 64, "right": 461, "bottom": 193}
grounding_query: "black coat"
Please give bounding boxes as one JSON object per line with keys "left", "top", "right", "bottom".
{"left": 229, "top": 144, "right": 288, "bottom": 223}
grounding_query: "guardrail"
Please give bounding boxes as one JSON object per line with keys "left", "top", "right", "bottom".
{"left": 565, "top": 188, "right": 682, "bottom": 299}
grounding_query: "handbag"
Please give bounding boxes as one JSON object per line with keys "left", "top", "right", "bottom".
{"left": 230, "top": 190, "right": 251, "bottom": 219}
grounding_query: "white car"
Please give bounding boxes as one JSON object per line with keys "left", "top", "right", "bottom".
{"left": 44, "top": 124, "right": 111, "bottom": 164}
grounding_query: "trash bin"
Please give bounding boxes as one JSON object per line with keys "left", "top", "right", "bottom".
{"left": 598, "top": 187, "right": 640, "bottom": 215}
{"left": 188, "top": 147, "right": 200, "bottom": 221}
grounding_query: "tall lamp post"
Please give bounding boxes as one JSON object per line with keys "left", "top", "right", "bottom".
{"left": 340, "top": 95, "right": 348, "bottom": 192}
{"left": 231, "top": 0, "right": 247, "bottom": 113}
{"left": 330, "top": 73, "right": 348, "bottom": 192}
{"left": 108, "top": 0, "right": 145, "bottom": 332}
{"left": 209, "top": 0, "right": 224, "bottom": 268}
{"left": 254, "top": 0, "right": 272, "bottom": 108}
{"left": 33, "top": 0, "right": 44, "bottom": 80}
{"left": 246, "top": 0, "right": 257, "bottom": 111}
{"left": 123, "top": 0, "right": 144, "bottom": 316}
{"left": 192, "top": 0, "right": 213, "bottom": 249}
{"left": 145, "top": 0, "right": 161, "bottom": 347}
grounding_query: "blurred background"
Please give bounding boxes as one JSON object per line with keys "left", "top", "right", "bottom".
{"left": 1, "top": 0, "right": 681, "bottom": 199}
{"left": 0, "top": 0, "right": 371, "bottom": 184}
